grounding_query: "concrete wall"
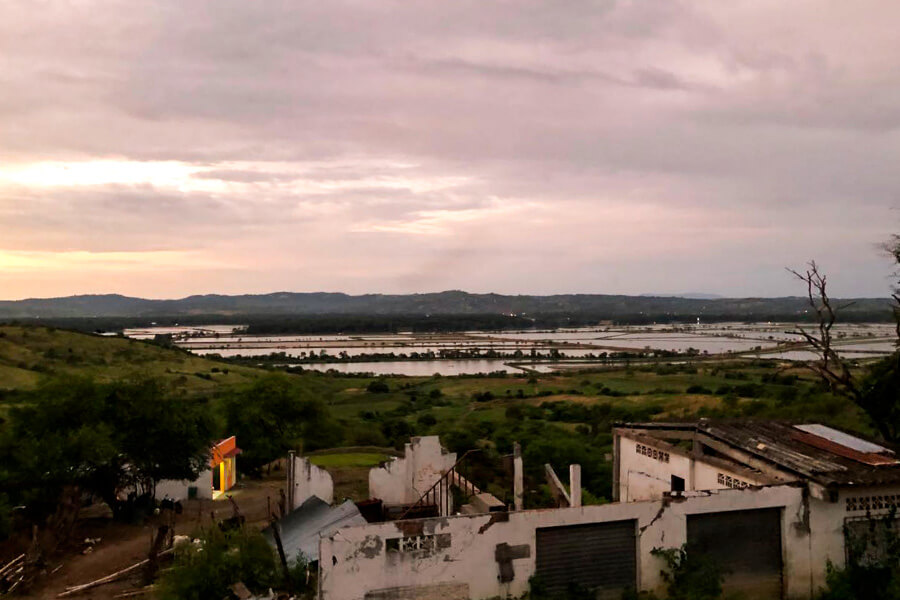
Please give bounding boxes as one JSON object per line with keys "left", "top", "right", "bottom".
{"left": 618, "top": 435, "right": 767, "bottom": 501}
{"left": 155, "top": 468, "right": 213, "bottom": 501}
{"left": 369, "top": 436, "right": 456, "bottom": 512}
{"left": 805, "top": 485, "right": 900, "bottom": 589}
{"left": 320, "top": 485, "right": 824, "bottom": 600}
{"left": 290, "top": 455, "right": 334, "bottom": 508}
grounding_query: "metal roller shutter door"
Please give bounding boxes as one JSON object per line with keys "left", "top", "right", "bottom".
{"left": 535, "top": 520, "right": 637, "bottom": 599}
{"left": 687, "top": 508, "right": 783, "bottom": 599}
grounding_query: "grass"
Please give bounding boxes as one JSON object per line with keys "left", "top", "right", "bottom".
{"left": 0, "top": 322, "right": 879, "bottom": 506}
{"left": 0, "top": 323, "right": 875, "bottom": 448}
{"left": 0, "top": 324, "right": 265, "bottom": 394}
{"left": 308, "top": 453, "right": 390, "bottom": 468}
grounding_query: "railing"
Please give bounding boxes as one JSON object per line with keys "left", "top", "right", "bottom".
{"left": 399, "top": 449, "right": 481, "bottom": 520}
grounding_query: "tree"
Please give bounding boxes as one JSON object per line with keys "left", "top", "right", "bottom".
{"left": 155, "top": 526, "right": 309, "bottom": 600}
{"left": 222, "top": 373, "right": 329, "bottom": 475}
{"left": 789, "top": 255, "right": 900, "bottom": 441}
{"left": 0, "top": 377, "right": 216, "bottom": 544}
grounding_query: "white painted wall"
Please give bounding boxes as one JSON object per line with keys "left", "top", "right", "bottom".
{"left": 617, "top": 435, "right": 767, "bottom": 501}
{"left": 155, "top": 468, "right": 213, "bottom": 501}
{"left": 320, "top": 485, "right": 824, "bottom": 600}
{"left": 369, "top": 436, "right": 456, "bottom": 512}
{"left": 290, "top": 456, "right": 334, "bottom": 508}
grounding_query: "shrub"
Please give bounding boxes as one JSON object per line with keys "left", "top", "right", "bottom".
{"left": 366, "top": 380, "right": 390, "bottom": 394}
{"left": 417, "top": 413, "right": 437, "bottom": 427}
{"left": 652, "top": 545, "right": 723, "bottom": 600}
{"left": 156, "top": 527, "right": 304, "bottom": 600}
{"left": 816, "top": 511, "right": 900, "bottom": 600}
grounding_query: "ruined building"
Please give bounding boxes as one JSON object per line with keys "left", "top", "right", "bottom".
{"left": 275, "top": 424, "right": 900, "bottom": 600}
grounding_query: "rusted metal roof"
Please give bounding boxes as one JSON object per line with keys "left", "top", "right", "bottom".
{"left": 795, "top": 424, "right": 893, "bottom": 455}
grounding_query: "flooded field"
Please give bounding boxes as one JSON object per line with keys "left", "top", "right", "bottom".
{"left": 124, "top": 322, "right": 897, "bottom": 375}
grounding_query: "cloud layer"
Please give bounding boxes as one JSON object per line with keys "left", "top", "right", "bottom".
{"left": 1, "top": 0, "right": 898, "bottom": 299}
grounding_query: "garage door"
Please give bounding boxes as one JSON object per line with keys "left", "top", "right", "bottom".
{"left": 687, "top": 508, "right": 783, "bottom": 599}
{"left": 535, "top": 520, "right": 637, "bottom": 599}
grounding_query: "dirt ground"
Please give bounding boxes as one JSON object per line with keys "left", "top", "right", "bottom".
{"left": 9, "top": 476, "right": 286, "bottom": 600}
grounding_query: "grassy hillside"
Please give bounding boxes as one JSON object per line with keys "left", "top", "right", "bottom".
{"left": 0, "top": 325, "right": 868, "bottom": 438}
{"left": 0, "top": 322, "right": 874, "bottom": 504}
{"left": 0, "top": 325, "right": 265, "bottom": 393}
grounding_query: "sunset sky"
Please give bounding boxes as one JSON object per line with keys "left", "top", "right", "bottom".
{"left": 2, "top": 1, "right": 898, "bottom": 300}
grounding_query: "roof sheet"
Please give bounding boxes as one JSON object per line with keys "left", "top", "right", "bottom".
{"left": 621, "top": 420, "right": 900, "bottom": 488}
{"left": 794, "top": 424, "right": 892, "bottom": 455}
{"left": 263, "top": 497, "right": 367, "bottom": 563}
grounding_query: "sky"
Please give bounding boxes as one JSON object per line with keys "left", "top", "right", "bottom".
{"left": 1, "top": 1, "right": 899, "bottom": 300}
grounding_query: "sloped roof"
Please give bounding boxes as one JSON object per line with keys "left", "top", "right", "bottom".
{"left": 263, "top": 496, "right": 367, "bottom": 563}
{"left": 619, "top": 420, "right": 900, "bottom": 488}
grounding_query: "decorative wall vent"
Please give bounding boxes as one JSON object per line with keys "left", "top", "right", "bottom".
{"left": 846, "top": 495, "right": 900, "bottom": 513}
{"left": 717, "top": 473, "right": 750, "bottom": 489}
{"left": 386, "top": 533, "right": 451, "bottom": 554}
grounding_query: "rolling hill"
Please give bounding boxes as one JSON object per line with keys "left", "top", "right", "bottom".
{"left": 0, "top": 324, "right": 265, "bottom": 392}
{"left": 0, "top": 291, "right": 893, "bottom": 324}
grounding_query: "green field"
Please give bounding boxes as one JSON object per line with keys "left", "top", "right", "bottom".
{"left": 308, "top": 452, "right": 391, "bottom": 468}
{"left": 0, "top": 323, "right": 874, "bottom": 504}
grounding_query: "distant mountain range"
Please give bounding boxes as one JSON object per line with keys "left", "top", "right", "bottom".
{"left": 0, "top": 291, "right": 893, "bottom": 323}
{"left": 640, "top": 293, "right": 725, "bottom": 300}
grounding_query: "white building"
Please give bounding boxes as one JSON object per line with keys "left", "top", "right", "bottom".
{"left": 317, "top": 422, "right": 900, "bottom": 600}
{"left": 155, "top": 436, "right": 242, "bottom": 501}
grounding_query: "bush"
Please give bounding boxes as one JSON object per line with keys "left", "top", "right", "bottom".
{"left": 156, "top": 527, "right": 305, "bottom": 600}
{"left": 417, "top": 413, "right": 437, "bottom": 427}
{"left": 348, "top": 427, "right": 388, "bottom": 447}
{"left": 817, "top": 513, "right": 900, "bottom": 600}
{"left": 473, "top": 391, "right": 494, "bottom": 402}
{"left": 367, "top": 380, "right": 390, "bottom": 394}
{"left": 686, "top": 385, "right": 711, "bottom": 395}
{"left": 652, "top": 545, "right": 723, "bottom": 600}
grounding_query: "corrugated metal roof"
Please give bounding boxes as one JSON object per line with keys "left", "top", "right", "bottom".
{"left": 263, "top": 497, "right": 367, "bottom": 563}
{"left": 794, "top": 424, "right": 893, "bottom": 455}
{"left": 699, "top": 421, "right": 849, "bottom": 475}
{"left": 620, "top": 420, "right": 900, "bottom": 488}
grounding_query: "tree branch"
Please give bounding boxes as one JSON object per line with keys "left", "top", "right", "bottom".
{"left": 787, "top": 262, "right": 862, "bottom": 401}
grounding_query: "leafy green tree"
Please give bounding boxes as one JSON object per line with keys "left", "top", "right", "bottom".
{"left": 0, "top": 377, "right": 216, "bottom": 525}
{"left": 222, "top": 373, "right": 328, "bottom": 475}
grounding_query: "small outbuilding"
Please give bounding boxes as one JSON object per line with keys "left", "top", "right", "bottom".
{"left": 155, "top": 435, "right": 242, "bottom": 501}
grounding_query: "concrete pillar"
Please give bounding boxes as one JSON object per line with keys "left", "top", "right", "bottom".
{"left": 569, "top": 464, "right": 582, "bottom": 508}
{"left": 513, "top": 442, "right": 524, "bottom": 511}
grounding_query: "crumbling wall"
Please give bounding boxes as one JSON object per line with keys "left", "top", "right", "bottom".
{"left": 320, "top": 485, "right": 814, "bottom": 600}
{"left": 802, "top": 484, "right": 900, "bottom": 592}
{"left": 369, "top": 437, "right": 455, "bottom": 510}
{"left": 289, "top": 455, "right": 334, "bottom": 508}
{"left": 618, "top": 435, "right": 694, "bottom": 501}
{"left": 618, "top": 435, "right": 768, "bottom": 501}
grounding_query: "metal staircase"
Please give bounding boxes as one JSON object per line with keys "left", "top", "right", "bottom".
{"left": 399, "top": 449, "right": 482, "bottom": 519}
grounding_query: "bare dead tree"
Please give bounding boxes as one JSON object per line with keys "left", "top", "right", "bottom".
{"left": 881, "top": 234, "right": 900, "bottom": 341}
{"left": 787, "top": 257, "right": 900, "bottom": 442}
{"left": 787, "top": 261, "right": 862, "bottom": 402}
